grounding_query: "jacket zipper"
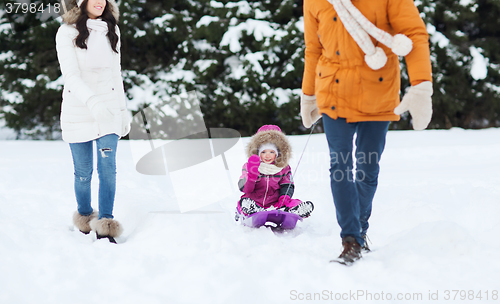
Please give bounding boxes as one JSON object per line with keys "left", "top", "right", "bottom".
{"left": 262, "top": 176, "right": 270, "bottom": 207}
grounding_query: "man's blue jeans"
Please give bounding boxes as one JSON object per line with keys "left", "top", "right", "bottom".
{"left": 323, "top": 115, "right": 389, "bottom": 247}
{"left": 69, "top": 134, "right": 119, "bottom": 220}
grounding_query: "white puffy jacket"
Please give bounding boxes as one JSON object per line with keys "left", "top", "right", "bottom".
{"left": 55, "top": 23, "right": 130, "bottom": 143}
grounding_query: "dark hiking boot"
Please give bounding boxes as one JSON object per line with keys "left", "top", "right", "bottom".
{"left": 332, "top": 236, "right": 362, "bottom": 265}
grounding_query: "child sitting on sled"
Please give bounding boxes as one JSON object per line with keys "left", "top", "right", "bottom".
{"left": 236, "top": 125, "right": 314, "bottom": 219}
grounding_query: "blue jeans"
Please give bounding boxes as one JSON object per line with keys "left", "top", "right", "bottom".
{"left": 69, "top": 134, "right": 119, "bottom": 219}
{"left": 323, "top": 115, "right": 389, "bottom": 247}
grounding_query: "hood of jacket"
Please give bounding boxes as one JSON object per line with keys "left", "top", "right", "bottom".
{"left": 61, "top": 0, "right": 119, "bottom": 24}
{"left": 246, "top": 129, "right": 292, "bottom": 168}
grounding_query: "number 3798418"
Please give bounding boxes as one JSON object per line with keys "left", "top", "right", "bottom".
{"left": 5, "top": 2, "right": 61, "bottom": 14}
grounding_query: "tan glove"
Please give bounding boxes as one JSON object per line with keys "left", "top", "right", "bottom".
{"left": 394, "top": 81, "right": 433, "bottom": 130}
{"left": 300, "top": 93, "right": 321, "bottom": 128}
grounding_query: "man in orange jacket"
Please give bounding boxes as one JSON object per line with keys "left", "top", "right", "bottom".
{"left": 300, "top": 0, "right": 433, "bottom": 265}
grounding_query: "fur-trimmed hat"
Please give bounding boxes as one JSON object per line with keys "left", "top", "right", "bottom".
{"left": 60, "top": 0, "right": 120, "bottom": 24}
{"left": 246, "top": 125, "right": 292, "bottom": 168}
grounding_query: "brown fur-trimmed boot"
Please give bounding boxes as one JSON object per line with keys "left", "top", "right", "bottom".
{"left": 90, "top": 217, "right": 123, "bottom": 244}
{"left": 73, "top": 211, "right": 98, "bottom": 234}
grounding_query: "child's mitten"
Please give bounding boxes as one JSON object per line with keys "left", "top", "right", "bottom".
{"left": 243, "top": 155, "right": 261, "bottom": 193}
{"left": 277, "top": 195, "right": 291, "bottom": 208}
{"left": 394, "top": 81, "right": 433, "bottom": 130}
{"left": 300, "top": 93, "right": 321, "bottom": 128}
{"left": 247, "top": 155, "right": 261, "bottom": 180}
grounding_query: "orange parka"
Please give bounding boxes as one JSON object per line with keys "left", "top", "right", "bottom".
{"left": 302, "top": 0, "right": 432, "bottom": 122}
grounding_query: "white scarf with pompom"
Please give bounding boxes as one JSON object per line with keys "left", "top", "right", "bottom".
{"left": 328, "top": 0, "right": 413, "bottom": 70}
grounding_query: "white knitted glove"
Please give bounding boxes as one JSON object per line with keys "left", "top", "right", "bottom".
{"left": 121, "top": 109, "right": 132, "bottom": 136}
{"left": 394, "top": 81, "right": 433, "bottom": 130}
{"left": 300, "top": 93, "right": 321, "bottom": 128}
{"left": 87, "top": 95, "right": 115, "bottom": 123}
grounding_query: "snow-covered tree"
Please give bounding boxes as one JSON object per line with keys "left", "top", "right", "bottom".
{"left": 0, "top": 0, "right": 62, "bottom": 139}
{"left": 124, "top": 0, "right": 306, "bottom": 137}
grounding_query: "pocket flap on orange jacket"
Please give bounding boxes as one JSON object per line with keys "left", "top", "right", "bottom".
{"left": 316, "top": 62, "right": 339, "bottom": 79}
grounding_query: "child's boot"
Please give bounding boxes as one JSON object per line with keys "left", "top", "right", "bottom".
{"left": 288, "top": 201, "right": 314, "bottom": 218}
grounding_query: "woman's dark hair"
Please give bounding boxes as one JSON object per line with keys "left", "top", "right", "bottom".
{"left": 75, "top": 0, "right": 119, "bottom": 53}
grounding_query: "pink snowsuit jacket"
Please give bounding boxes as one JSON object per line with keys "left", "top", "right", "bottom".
{"left": 238, "top": 163, "right": 294, "bottom": 208}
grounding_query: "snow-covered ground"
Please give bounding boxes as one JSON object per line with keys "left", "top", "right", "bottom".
{"left": 1, "top": 128, "right": 499, "bottom": 303}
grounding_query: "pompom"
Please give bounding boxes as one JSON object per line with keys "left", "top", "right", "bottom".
{"left": 365, "top": 47, "right": 387, "bottom": 70}
{"left": 392, "top": 34, "right": 413, "bottom": 56}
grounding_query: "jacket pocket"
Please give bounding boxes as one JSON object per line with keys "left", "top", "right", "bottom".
{"left": 315, "top": 62, "right": 339, "bottom": 109}
{"left": 358, "top": 59, "right": 400, "bottom": 114}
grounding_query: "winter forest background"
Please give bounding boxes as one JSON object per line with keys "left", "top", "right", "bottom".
{"left": 0, "top": 0, "right": 499, "bottom": 139}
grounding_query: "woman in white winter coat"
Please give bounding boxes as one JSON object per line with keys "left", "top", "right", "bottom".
{"left": 55, "top": 0, "right": 130, "bottom": 243}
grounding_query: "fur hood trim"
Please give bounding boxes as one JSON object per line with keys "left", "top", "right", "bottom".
{"left": 246, "top": 129, "right": 292, "bottom": 168}
{"left": 61, "top": 0, "right": 119, "bottom": 25}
